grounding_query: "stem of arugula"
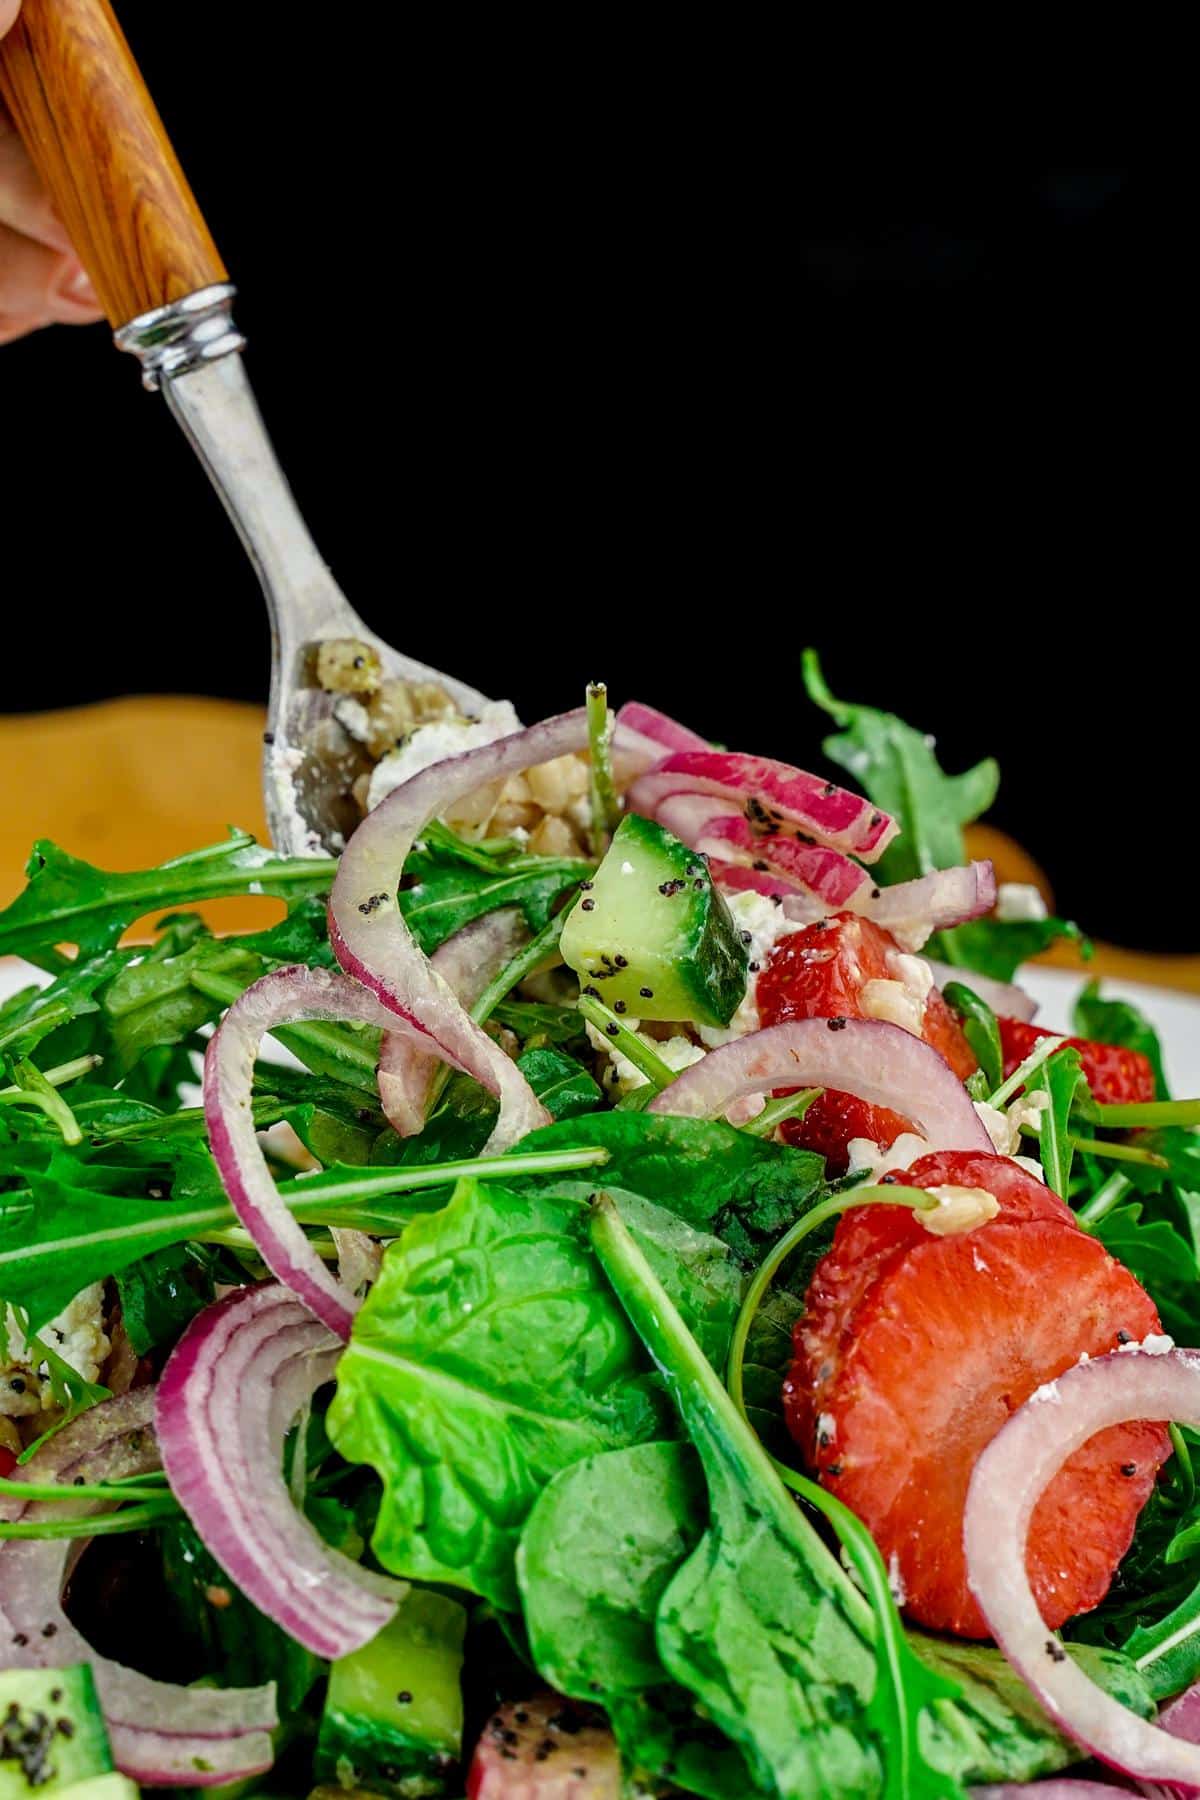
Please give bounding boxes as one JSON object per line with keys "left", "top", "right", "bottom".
{"left": 987, "top": 1032, "right": 1067, "bottom": 1108}
{"left": 576, "top": 996, "right": 675, "bottom": 1090}
{"left": 0, "top": 1500, "right": 181, "bottom": 1539}
{"left": 9, "top": 1059, "right": 83, "bottom": 1144}
{"left": 1075, "top": 1171, "right": 1133, "bottom": 1227}
{"left": 0, "top": 1053, "right": 102, "bottom": 1102}
{"left": 737, "top": 1088, "right": 823, "bottom": 1139}
{"left": 0, "top": 1472, "right": 169, "bottom": 1503}
{"left": 1066, "top": 1134, "right": 1168, "bottom": 1170}
{"left": 586, "top": 681, "right": 621, "bottom": 855}
{"left": 1089, "top": 1098, "right": 1200, "bottom": 1129}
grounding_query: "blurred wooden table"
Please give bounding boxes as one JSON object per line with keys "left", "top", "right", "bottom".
{"left": 2, "top": 697, "right": 1199, "bottom": 991}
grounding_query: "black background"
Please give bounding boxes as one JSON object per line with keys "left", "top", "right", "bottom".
{"left": 0, "top": 16, "right": 1186, "bottom": 947}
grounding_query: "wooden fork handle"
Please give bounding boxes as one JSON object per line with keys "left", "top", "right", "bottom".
{"left": 0, "top": 0, "right": 226, "bottom": 328}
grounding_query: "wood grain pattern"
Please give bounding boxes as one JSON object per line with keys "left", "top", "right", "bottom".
{"left": 0, "top": 0, "right": 226, "bottom": 327}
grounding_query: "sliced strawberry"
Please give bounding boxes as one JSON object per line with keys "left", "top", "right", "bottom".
{"left": 787, "top": 1168, "right": 1169, "bottom": 1636}
{"left": 0, "top": 1445, "right": 16, "bottom": 1480}
{"left": 788, "top": 1153, "right": 1072, "bottom": 1457}
{"left": 756, "top": 913, "right": 977, "bottom": 1171}
{"left": 999, "top": 1016, "right": 1156, "bottom": 1107}
{"left": 467, "top": 1695, "right": 620, "bottom": 1799}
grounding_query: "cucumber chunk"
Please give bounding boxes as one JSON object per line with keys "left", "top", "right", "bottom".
{"left": 316, "top": 1587, "right": 467, "bottom": 1798}
{"left": 560, "top": 813, "right": 748, "bottom": 1027}
{"left": 0, "top": 1667, "right": 113, "bottom": 1799}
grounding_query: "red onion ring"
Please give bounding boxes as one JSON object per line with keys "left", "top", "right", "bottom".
{"left": 157, "top": 1285, "right": 402, "bottom": 1660}
{"left": 627, "top": 749, "right": 898, "bottom": 862}
{"left": 964, "top": 1349, "right": 1200, "bottom": 1793}
{"left": 0, "top": 1390, "right": 276, "bottom": 1786}
{"left": 204, "top": 965, "right": 438, "bottom": 1337}
{"left": 614, "top": 700, "right": 709, "bottom": 754}
{"left": 924, "top": 958, "right": 1039, "bottom": 1023}
{"left": 843, "top": 859, "right": 997, "bottom": 948}
{"left": 646, "top": 1017, "right": 992, "bottom": 1151}
{"left": 709, "top": 857, "right": 825, "bottom": 909}
{"left": 376, "top": 908, "right": 528, "bottom": 1135}
{"left": 330, "top": 710, "right": 592, "bottom": 1153}
{"left": 653, "top": 793, "right": 872, "bottom": 910}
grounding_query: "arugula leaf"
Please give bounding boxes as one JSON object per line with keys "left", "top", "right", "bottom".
{"left": 803, "top": 650, "right": 997, "bottom": 887}
{"left": 0, "top": 831, "right": 336, "bottom": 960}
{"left": 0, "top": 951, "right": 128, "bottom": 1060}
{"left": 284, "top": 1102, "right": 378, "bottom": 1168}
{"left": 234, "top": 895, "right": 335, "bottom": 966}
{"left": 115, "top": 1242, "right": 217, "bottom": 1356}
{"left": 944, "top": 916, "right": 1089, "bottom": 984}
{"left": 490, "top": 999, "right": 590, "bottom": 1051}
{"left": 1124, "top": 1575, "right": 1200, "bottom": 1702}
{"left": 103, "top": 941, "right": 260, "bottom": 1072}
{"left": 513, "top": 1113, "right": 826, "bottom": 1263}
{"left": 399, "top": 838, "right": 592, "bottom": 954}
{"left": 1073, "top": 980, "right": 1171, "bottom": 1101}
{"left": 1028, "top": 1047, "right": 1086, "bottom": 1198}
{"left": 1093, "top": 1203, "right": 1200, "bottom": 1342}
{"left": 326, "top": 1180, "right": 676, "bottom": 1608}
{"left": 942, "top": 982, "right": 1003, "bottom": 1091}
{"left": 512, "top": 1047, "right": 601, "bottom": 1121}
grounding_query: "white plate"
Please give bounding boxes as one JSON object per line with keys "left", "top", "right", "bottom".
{"left": 4, "top": 956, "right": 1200, "bottom": 1096}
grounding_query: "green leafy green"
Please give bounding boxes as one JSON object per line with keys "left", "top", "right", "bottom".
{"left": 510, "top": 1047, "right": 601, "bottom": 1121}
{"left": 941, "top": 982, "right": 1003, "bottom": 1091}
{"left": 803, "top": 650, "right": 997, "bottom": 887}
{"left": 514, "top": 1112, "right": 826, "bottom": 1263}
{"left": 490, "top": 998, "right": 590, "bottom": 1051}
{"left": 1093, "top": 1203, "right": 1200, "bottom": 1342}
{"left": 0, "top": 831, "right": 336, "bottom": 960}
{"left": 1028, "top": 1046, "right": 1086, "bottom": 1198}
{"left": 115, "top": 1242, "right": 218, "bottom": 1356}
{"left": 326, "top": 1180, "right": 675, "bottom": 1609}
{"left": 103, "top": 941, "right": 260, "bottom": 1072}
{"left": 1073, "top": 979, "right": 1171, "bottom": 1100}
{"left": 398, "top": 836, "right": 592, "bottom": 954}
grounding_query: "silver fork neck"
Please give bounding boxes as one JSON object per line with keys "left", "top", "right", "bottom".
{"left": 114, "top": 283, "right": 245, "bottom": 391}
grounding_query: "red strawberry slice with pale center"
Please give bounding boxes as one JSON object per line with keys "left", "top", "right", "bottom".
{"left": 999, "top": 1016, "right": 1156, "bottom": 1106}
{"left": 756, "top": 913, "right": 977, "bottom": 1172}
{"left": 467, "top": 1695, "right": 620, "bottom": 1799}
{"left": 785, "top": 1153, "right": 1170, "bottom": 1638}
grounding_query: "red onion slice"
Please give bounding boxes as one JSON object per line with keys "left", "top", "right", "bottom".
{"left": 924, "top": 958, "right": 1039, "bottom": 1023}
{"left": 376, "top": 908, "right": 528, "bottom": 1135}
{"left": 627, "top": 750, "right": 898, "bottom": 861}
{"left": 964, "top": 1348, "right": 1200, "bottom": 1793}
{"left": 157, "top": 1285, "right": 402, "bottom": 1660}
{"left": 204, "top": 965, "right": 441, "bottom": 1337}
{"left": 614, "top": 700, "right": 710, "bottom": 754}
{"left": 653, "top": 794, "right": 872, "bottom": 910}
{"left": 709, "top": 857, "right": 824, "bottom": 909}
{"left": 852, "top": 859, "right": 997, "bottom": 948}
{"left": 0, "top": 1390, "right": 276, "bottom": 1786}
{"left": 646, "top": 1017, "right": 992, "bottom": 1151}
{"left": 330, "top": 709, "right": 592, "bottom": 1153}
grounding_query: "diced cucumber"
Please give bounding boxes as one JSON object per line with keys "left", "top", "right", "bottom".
{"left": 48, "top": 1779, "right": 137, "bottom": 1800}
{"left": 316, "top": 1587, "right": 467, "bottom": 1798}
{"left": 560, "top": 813, "right": 748, "bottom": 1027}
{"left": 0, "top": 1668, "right": 113, "bottom": 1799}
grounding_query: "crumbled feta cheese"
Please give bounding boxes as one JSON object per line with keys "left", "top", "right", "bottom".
{"left": 1031, "top": 1378, "right": 1062, "bottom": 1404}
{"left": 887, "top": 1552, "right": 907, "bottom": 1606}
{"left": 846, "top": 1131, "right": 932, "bottom": 1177}
{"left": 995, "top": 882, "right": 1049, "bottom": 923}
{"left": 1012, "top": 1155, "right": 1047, "bottom": 1182}
{"left": 859, "top": 977, "right": 924, "bottom": 1035}
{"left": 586, "top": 1020, "right": 706, "bottom": 1096}
{"left": 888, "top": 952, "right": 935, "bottom": 1003}
{"left": 366, "top": 700, "right": 521, "bottom": 814}
{"left": 699, "top": 890, "right": 805, "bottom": 1047}
{"left": 2, "top": 1284, "right": 110, "bottom": 1418}
{"left": 916, "top": 1185, "right": 1000, "bottom": 1237}
{"left": 332, "top": 696, "right": 370, "bottom": 743}
{"left": 974, "top": 1100, "right": 1015, "bottom": 1154}
{"left": 1118, "top": 1332, "right": 1175, "bottom": 1356}
{"left": 974, "top": 1094, "right": 1050, "bottom": 1170}
{"left": 816, "top": 1412, "right": 836, "bottom": 1446}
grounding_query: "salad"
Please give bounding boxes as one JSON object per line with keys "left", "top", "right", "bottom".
{"left": 2, "top": 655, "right": 1200, "bottom": 1800}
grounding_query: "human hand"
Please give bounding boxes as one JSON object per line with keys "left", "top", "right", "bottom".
{"left": 0, "top": 0, "right": 103, "bottom": 343}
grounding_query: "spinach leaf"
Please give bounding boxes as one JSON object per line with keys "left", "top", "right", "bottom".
{"left": 399, "top": 839, "right": 592, "bottom": 954}
{"left": 1073, "top": 980, "right": 1171, "bottom": 1100}
{"left": 1029, "top": 1047, "right": 1086, "bottom": 1198}
{"left": 518, "top": 1439, "right": 765, "bottom": 1798}
{"left": 944, "top": 916, "right": 1089, "bottom": 984}
{"left": 0, "top": 831, "right": 336, "bottom": 960}
{"left": 326, "top": 1180, "right": 676, "bottom": 1608}
{"left": 513, "top": 1113, "right": 826, "bottom": 1263}
{"left": 803, "top": 650, "right": 997, "bottom": 887}
{"left": 1093, "top": 1204, "right": 1200, "bottom": 1342}
{"left": 115, "top": 1242, "right": 218, "bottom": 1356}
{"left": 941, "top": 982, "right": 1003, "bottom": 1091}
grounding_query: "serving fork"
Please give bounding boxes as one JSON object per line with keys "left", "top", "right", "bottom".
{"left": 0, "top": 0, "right": 485, "bottom": 856}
